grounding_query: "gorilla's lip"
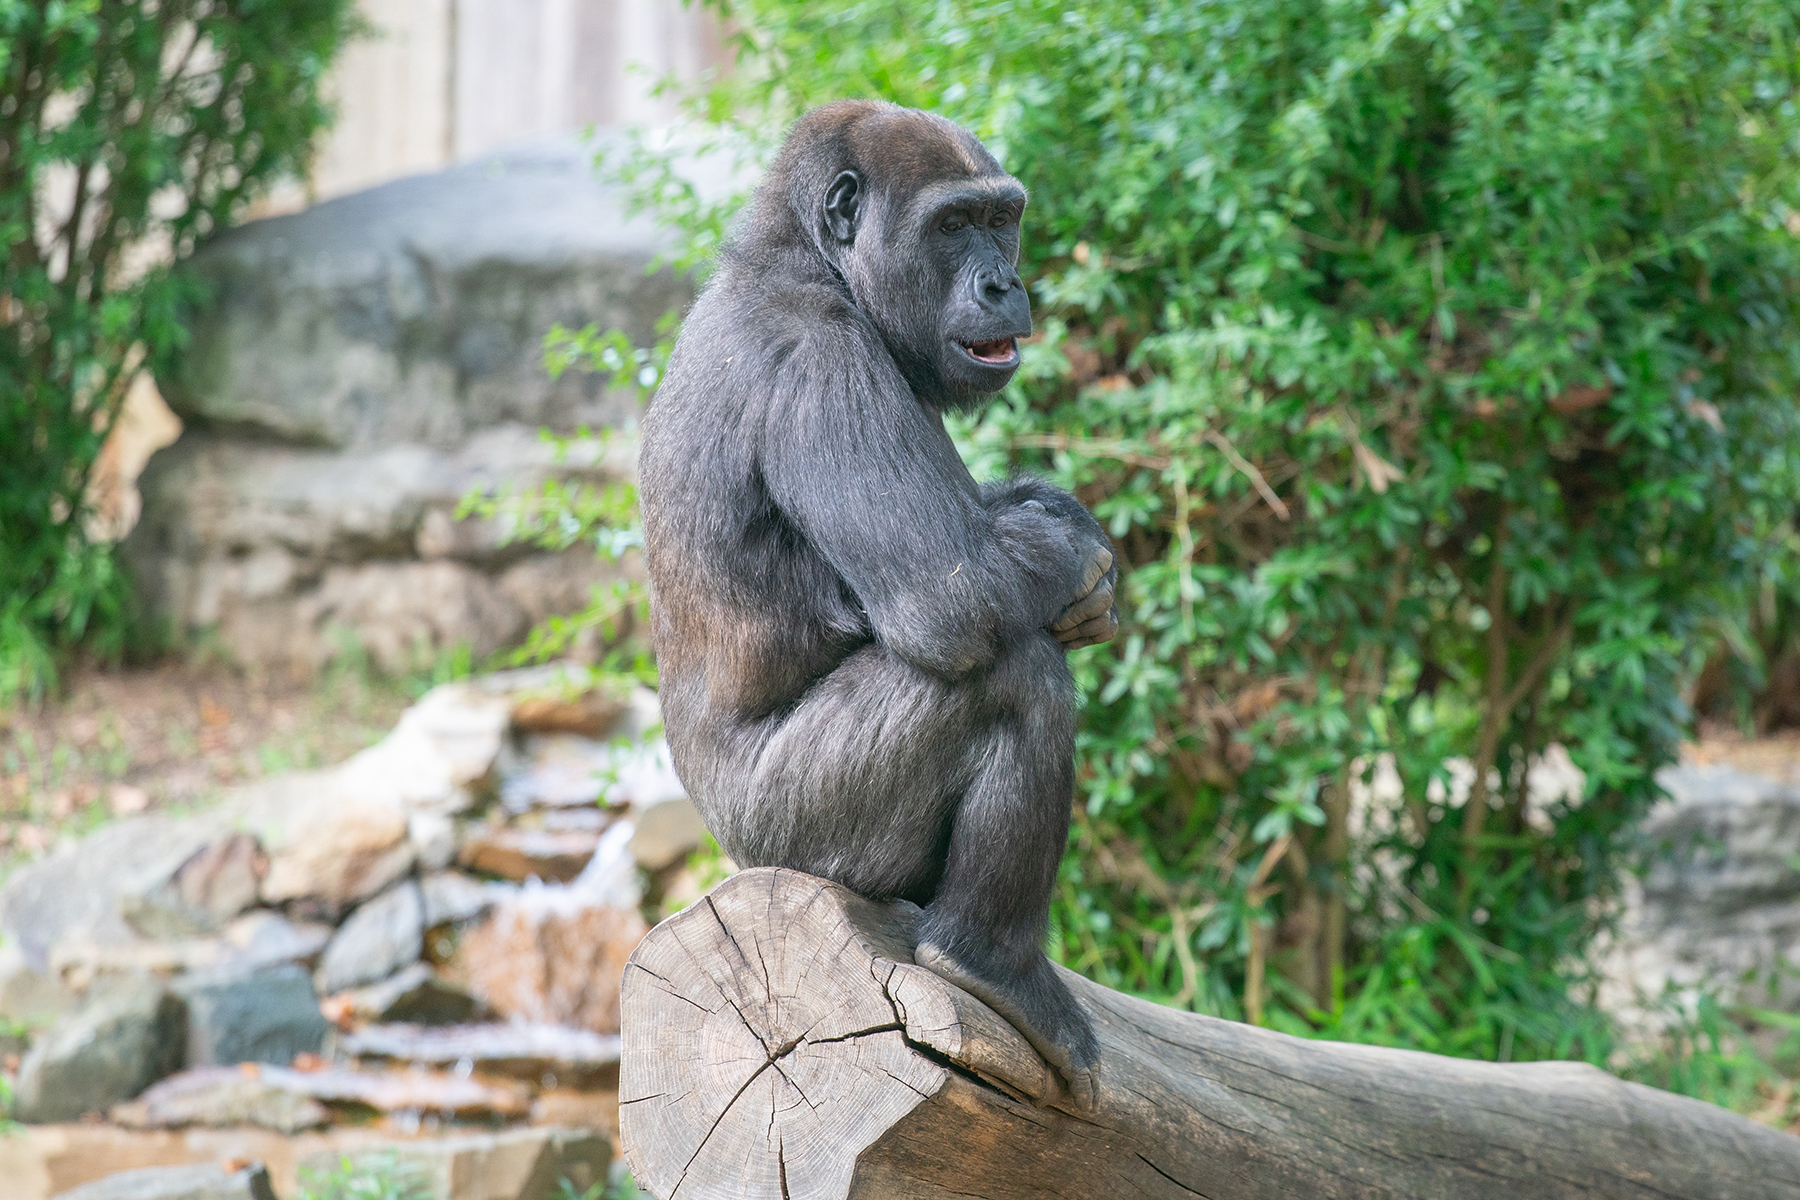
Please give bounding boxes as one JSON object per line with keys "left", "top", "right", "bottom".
{"left": 957, "top": 337, "right": 1019, "bottom": 366}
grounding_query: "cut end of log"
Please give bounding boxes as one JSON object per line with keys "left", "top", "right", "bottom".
{"left": 618, "top": 868, "right": 1056, "bottom": 1200}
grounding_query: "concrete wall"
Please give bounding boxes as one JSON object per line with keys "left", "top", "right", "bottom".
{"left": 305, "top": 0, "right": 725, "bottom": 203}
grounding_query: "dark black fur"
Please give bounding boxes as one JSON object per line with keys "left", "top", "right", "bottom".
{"left": 640, "top": 101, "right": 1118, "bottom": 1106}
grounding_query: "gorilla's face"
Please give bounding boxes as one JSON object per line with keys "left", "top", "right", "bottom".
{"left": 920, "top": 180, "right": 1032, "bottom": 401}
{"left": 822, "top": 135, "right": 1033, "bottom": 408}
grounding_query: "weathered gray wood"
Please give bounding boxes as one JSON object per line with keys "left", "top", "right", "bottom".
{"left": 620, "top": 867, "right": 1800, "bottom": 1200}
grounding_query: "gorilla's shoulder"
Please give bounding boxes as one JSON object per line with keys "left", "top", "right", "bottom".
{"left": 696, "top": 274, "right": 881, "bottom": 365}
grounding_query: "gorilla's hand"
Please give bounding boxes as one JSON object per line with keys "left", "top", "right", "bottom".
{"left": 1013, "top": 494, "right": 1119, "bottom": 648}
{"left": 1052, "top": 543, "right": 1118, "bottom": 648}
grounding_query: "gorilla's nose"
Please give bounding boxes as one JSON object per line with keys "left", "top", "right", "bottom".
{"left": 979, "top": 266, "right": 1019, "bottom": 302}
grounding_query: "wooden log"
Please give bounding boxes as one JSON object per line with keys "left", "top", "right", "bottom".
{"left": 619, "top": 867, "right": 1800, "bottom": 1200}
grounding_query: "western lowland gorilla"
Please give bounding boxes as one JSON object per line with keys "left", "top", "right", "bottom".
{"left": 640, "top": 100, "right": 1119, "bottom": 1107}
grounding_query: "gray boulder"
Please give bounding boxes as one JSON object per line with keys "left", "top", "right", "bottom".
{"left": 1599, "top": 762, "right": 1800, "bottom": 1036}
{"left": 123, "top": 429, "right": 638, "bottom": 674}
{"left": 51, "top": 1163, "right": 276, "bottom": 1200}
{"left": 318, "top": 880, "right": 425, "bottom": 994}
{"left": 159, "top": 139, "right": 683, "bottom": 450}
{"left": 13, "top": 975, "right": 187, "bottom": 1122}
{"left": 120, "top": 832, "right": 265, "bottom": 940}
{"left": 1642, "top": 763, "right": 1800, "bottom": 936}
{"left": 0, "top": 816, "right": 220, "bottom": 973}
{"left": 173, "top": 963, "right": 328, "bottom": 1067}
{"left": 111, "top": 1067, "right": 330, "bottom": 1134}
{"left": 122, "top": 137, "right": 675, "bottom": 674}
{"left": 0, "top": 937, "right": 75, "bottom": 1025}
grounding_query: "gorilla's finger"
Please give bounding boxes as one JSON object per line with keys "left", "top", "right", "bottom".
{"left": 1058, "top": 608, "right": 1119, "bottom": 649}
{"left": 1074, "top": 544, "right": 1114, "bottom": 599}
{"left": 1052, "top": 572, "right": 1116, "bottom": 631}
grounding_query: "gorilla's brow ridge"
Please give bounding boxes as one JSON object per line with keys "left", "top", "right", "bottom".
{"left": 906, "top": 177, "right": 1028, "bottom": 218}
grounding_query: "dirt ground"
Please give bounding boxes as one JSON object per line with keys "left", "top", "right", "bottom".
{"left": 0, "top": 659, "right": 416, "bottom": 878}
{"left": 1686, "top": 721, "right": 1800, "bottom": 781}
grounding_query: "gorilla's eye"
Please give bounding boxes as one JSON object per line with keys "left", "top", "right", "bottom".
{"left": 940, "top": 213, "right": 969, "bottom": 234}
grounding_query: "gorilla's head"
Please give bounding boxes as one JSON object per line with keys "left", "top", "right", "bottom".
{"left": 755, "top": 101, "right": 1034, "bottom": 408}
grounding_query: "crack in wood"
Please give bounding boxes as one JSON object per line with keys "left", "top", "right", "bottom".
{"left": 669, "top": 1008, "right": 915, "bottom": 1196}
{"left": 1135, "top": 1153, "right": 1212, "bottom": 1199}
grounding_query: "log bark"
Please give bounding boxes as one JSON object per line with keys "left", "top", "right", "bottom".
{"left": 619, "top": 867, "right": 1800, "bottom": 1200}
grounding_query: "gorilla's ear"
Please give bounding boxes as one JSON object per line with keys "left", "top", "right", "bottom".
{"left": 823, "top": 170, "right": 861, "bottom": 244}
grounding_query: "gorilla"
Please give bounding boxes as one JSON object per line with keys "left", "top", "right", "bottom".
{"left": 640, "top": 100, "right": 1118, "bottom": 1107}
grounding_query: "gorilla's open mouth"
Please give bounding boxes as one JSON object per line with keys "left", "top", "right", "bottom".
{"left": 959, "top": 338, "right": 1019, "bottom": 366}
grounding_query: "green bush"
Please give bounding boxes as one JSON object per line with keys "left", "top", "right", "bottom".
{"left": 578, "top": 0, "right": 1800, "bottom": 1075}
{"left": 0, "top": 0, "right": 359, "bottom": 702}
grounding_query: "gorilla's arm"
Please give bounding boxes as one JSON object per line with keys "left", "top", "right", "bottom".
{"left": 980, "top": 478, "right": 1119, "bottom": 649}
{"left": 761, "top": 321, "right": 1104, "bottom": 677}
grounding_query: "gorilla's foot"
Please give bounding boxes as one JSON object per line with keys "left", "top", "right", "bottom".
{"left": 914, "top": 940, "right": 1100, "bottom": 1111}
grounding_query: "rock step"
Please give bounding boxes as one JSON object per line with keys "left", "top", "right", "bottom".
{"left": 344, "top": 1022, "right": 622, "bottom": 1089}
{"left": 50, "top": 1162, "right": 275, "bottom": 1200}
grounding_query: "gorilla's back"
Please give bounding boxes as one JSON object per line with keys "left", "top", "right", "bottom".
{"left": 640, "top": 266, "right": 874, "bottom": 791}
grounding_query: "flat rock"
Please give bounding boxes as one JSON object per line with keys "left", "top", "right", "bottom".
{"left": 318, "top": 881, "right": 424, "bottom": 994}
{"left": 14, "top": 976, "right": 187, "bottom": 1123}
{"left": 50, "top": 1163, "right": 276, "bottom": 1200}
{"left": 333, "top": 962, "right": 479, "bottom": 1026}
{"left": 507, "top": 691, "right": 627, "bottom": 737}
{"left": 330, "top": 683, "right": 510, "bottom": 816}
{"left": 478, "top": 662, "right": 633, "bottom": 737}
{"left": 48, "top": 938, "right": 236, "bottom": 992}
{"left": 172, "top": 964, "right": 327, "bottom": 1068}
{"left": 0, "top": 1121, "right": 439, "bottom": 1200}
{"left": 258, "top": 795, "right": 412, "bottom": 920}
{"left": 343, "top": 1022, "right": 621, "bottom": 1087}
{"left": 119, "top": 834, "right": 265, "bottom": 941}
{"left": 419, "top": 871, "right": 504, "bottom": 928}
{"left": 0, "top": 817, "right": 225, "bottom": 973}
{"left": 538, "top": 808, "right": 612, "bottom": 831}
{"left": 260, "top": 1062, "right": 526, "bottom": 1118}
{"left": 529, "top": 1086, "right": 620, "bottom": 1136}
{"left": 301, "top": 1128, "right": 609, "bottom": 1200}
{"left": 498, "top": 734, "right": 618, "bottom": 811}
{"left": 626, "top": 796, "right": 708, "bottom": 872}
{"left": 458, "top": 827, "right": 601, "bottom": 882}
{"left": 499, "top": 731, "right": 685, "bottom": 818}
{"left": 111, "top": 1068, "right": 329, "bottom": 1135}
{"left": 123, "top": 434, "right": 638, "bottom": 675}
{"left": 0, "top": 938, "right": 76, "bottom": 1025}
{"left": 450, "top": 885, "right": 646, "bottom": 1035}
{"left": 216, "top": 911, "right": 332, "bottom": 968}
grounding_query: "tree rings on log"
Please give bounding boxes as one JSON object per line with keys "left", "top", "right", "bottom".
{"left": 620, "top": 868, "right": 949, "bottom": 1198}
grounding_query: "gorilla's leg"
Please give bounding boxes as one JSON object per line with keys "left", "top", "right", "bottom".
{"left": 909, "top": 633, "right": 1100, "bottom": 1109}
{"left": 710, "top": 634, "right": 1098, "bottom": 1106}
